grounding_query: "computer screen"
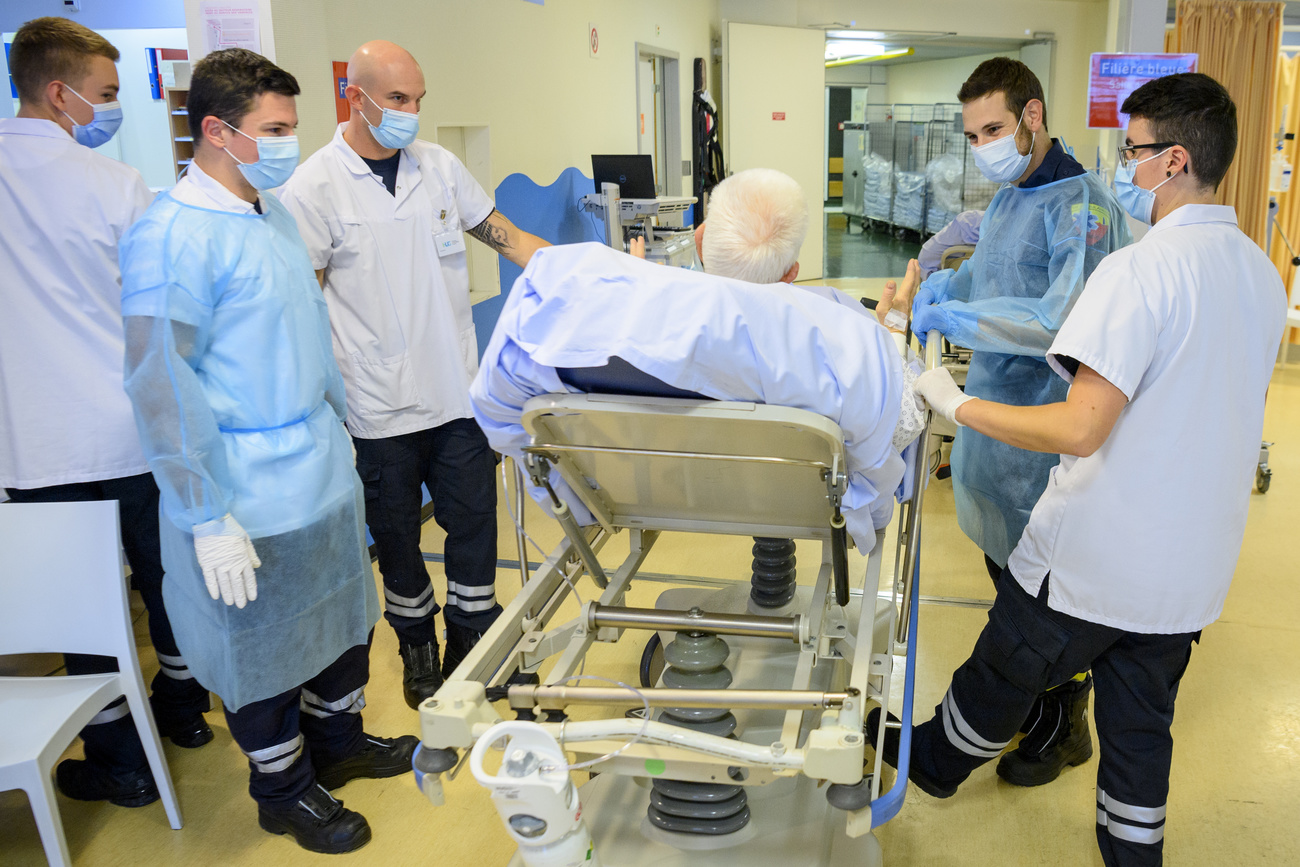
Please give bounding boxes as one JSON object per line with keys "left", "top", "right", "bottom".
{"left": 591, "top": 154, "right": 656, "bottom": 199}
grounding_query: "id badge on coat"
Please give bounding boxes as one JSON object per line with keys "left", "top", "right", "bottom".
{"left": 435, "top": 230, "right": 467, "bottom": 257}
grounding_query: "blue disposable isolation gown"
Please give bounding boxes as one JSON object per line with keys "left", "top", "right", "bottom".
{"left": 917, "top": 171, "right": 1131, "bottom": 567}
{"left": 471, "top": 242, "right": 908, "bottom": 552}
{"left": 120, "top": 193, "right": 380, "bottom": 711}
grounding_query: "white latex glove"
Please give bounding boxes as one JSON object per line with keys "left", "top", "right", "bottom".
{"left": 192, "top": 513, "right": 261, "bottom": 608}
{"left": 916, "top": 367, "right": 975, "bottom": 426}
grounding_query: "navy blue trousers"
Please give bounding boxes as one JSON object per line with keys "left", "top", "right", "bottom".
{"left": 353, "top": 418, "right": 501, "bottom": 645}
{"left": 910, "top": 571, "right": 1197, "bottom": 867}
{"left": 7, "top": 473, "right": 211, "bottom": 773}
{"left": 222, "top": 640, "right": 370, "bottom": 805}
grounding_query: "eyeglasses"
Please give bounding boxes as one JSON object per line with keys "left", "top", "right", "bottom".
{"left": 1117, "top": 142, "right": 1179, "bottom": 163}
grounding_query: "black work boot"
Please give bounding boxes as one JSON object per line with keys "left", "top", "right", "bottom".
{"left": 257, "top": 783, "right": 372, "bottom": 854}
{"left": 441, "top": 622, "right": 486, "bottom": 679}
{"left": 156, "top": 714, "right": 215, "bottom": 749}
{"left": 996, "top": 675, "right": 1093, "bottom": 787}
{"left": 314, "top": 733, "right": 420, "bottom": 791}
{"left": 864, "top": 708, "right": 959, "bottom": 799}
{"left": 399, "top": 640, "right": 444, "bottom": 709}
{"left": 55, "top": 759, "right": 159, "bottom": 808}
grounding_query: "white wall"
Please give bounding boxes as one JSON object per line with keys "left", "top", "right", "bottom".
{"left": 826, "top": 62, "right": 888, "bottom": 103}
{"left": 887, "top": 52, "right": 1006, "bottom": 107}
{"left": 256, "top": 0, "right": 719, "bottom": 196}
{"left": 182, "top": 0, "right": 278, "bottom": 64}
{"left": 720, "top": 0, "right": 1113, "bottom": 162}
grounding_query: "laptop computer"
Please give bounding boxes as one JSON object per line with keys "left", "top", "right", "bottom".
{"left": 591, "top": 154, "right": 656, "bottom": 199}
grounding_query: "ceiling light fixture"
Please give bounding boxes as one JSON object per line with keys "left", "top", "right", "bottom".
{"left": 825, "top": 48, "right": 915, "bottom": 68}
{"left": 824, "top": 40, "right": 888, "bottom": 60}
{"left": 823, "top": 29, "right": 955, "bottom": 42}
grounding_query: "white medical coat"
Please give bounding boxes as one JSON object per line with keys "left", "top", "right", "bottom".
{"left": 0, "top": 117, "right": 153, "bottom": 489}
{"left": 471, "top": 243, "right": 907, "bottom": 552}
{"left": 278, "top": 125, "right": 496, "bottom": 439}
{"left": 1008, "top": 205, "right": 1286, "bottom": 633}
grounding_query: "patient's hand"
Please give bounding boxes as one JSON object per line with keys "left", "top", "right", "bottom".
{"left": 887, "top": 259, "right": 921, "bottom": 309}
{"left": 877, "top": 259, "right": 921, "bottom": 331}
{"left": 875, "top": 282, "right": 900, "bottom": 328}
{"left": 628, "top": 236, "right": 646, "bottom": 259}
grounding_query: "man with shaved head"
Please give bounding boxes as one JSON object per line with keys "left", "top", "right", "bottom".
{"left": 280, "top": 41, "right": 549, "bottom": 709}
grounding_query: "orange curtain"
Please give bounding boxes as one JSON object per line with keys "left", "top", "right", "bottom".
{"left": 1271, "top": 54, "right": 1300, "bottom": 322}
{"left": 1170, "top": 0, "right": 1284, "bottom": 249}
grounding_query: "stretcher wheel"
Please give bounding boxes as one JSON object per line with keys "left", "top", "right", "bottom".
{"left": 1256, "top": 467, "right": 1271, "bottom": 494}
{"left": 640, "top": 632, "right": 666, "bottom": 688}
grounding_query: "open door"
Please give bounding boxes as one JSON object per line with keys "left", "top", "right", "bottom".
{"left": 723, "top": 22, "right": 826, "bottom": 279}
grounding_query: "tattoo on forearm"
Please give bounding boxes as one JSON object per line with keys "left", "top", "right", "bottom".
{"left": 468, "top": 209, "right": 514, "bottom": 254}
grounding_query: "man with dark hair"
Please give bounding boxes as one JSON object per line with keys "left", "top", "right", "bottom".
{"left": 279, "top": 40, "right": 550, "bottom": 708}
{"left": 1111, "top": 71, "right": 1238, "bottom": 201}
{"left": 120, "top": 48, "right": 413, "bottom": 854}
{"left": 900, "top": 56, "right": 1131, "bottom": 786}
{"left": 899, "top": 72, "right": 1282, "bottom": 867}
{"left": 1, "top": 16, "right": 213, "bottom": 810}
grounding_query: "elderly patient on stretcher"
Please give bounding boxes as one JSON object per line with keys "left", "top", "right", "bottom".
{"left": 468, "top": 168, "right": 926, "bottom": 554}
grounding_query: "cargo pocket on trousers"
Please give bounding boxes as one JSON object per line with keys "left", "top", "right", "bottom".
{"left": 982, "top": 583, "right": 1071, "bottom": 695}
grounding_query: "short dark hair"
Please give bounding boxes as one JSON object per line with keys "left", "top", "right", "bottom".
{"left": 9, "top": 17, "right": 120, "bottom": 104}
{"left": 1121, "top": 72, "right": 1237, "bottom": 191}
{"left": 187, "top": 48, "right": 300, "bottom": 140}
{"left": 958, "top": 57, "right": 1048, "bottom": 130}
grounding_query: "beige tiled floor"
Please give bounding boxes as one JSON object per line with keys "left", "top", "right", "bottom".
{"left": 3, "top": 367, "right": 1299, "bottom": 866}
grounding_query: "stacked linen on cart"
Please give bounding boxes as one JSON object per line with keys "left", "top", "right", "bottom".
{"left": 862, "top": 152, "right": 894, "bottom": 221}
{"left": 892, "top": 171, "right": 925, "bottom": 231}
{"left": 925, "top": 152, "right": 964, "bottom": 235}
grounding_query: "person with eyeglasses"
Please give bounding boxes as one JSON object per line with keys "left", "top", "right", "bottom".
{"left": 890, "top": 57, "right": 1132, "bottom": 789}
{"left": 895, "top": 72, "right": 1282, "bottom": 867}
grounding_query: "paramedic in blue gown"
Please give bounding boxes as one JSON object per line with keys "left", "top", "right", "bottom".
{"left": 906, "top": 57, "right": 1131, "bottom": 787}
{"left": 120, "top": 48, "right": 414, "bottom": 855}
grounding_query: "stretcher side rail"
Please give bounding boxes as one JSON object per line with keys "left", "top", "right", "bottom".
{"left": 858, "top": 328, "right": 940, "bottom": 832}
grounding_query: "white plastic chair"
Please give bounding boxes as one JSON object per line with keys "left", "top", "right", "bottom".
{"left": 0, "top": 500, "right": 182, "bottom": 865}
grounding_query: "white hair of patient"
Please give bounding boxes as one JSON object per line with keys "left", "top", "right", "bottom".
{"left": 701, "top": 168, "right": 808, "bottom": 284}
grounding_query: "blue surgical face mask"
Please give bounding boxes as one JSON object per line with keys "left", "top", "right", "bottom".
{"left": 1114, "top": 148, "right": 1175, "bottom": 225}
{"left": 61, "top": 85, "right": 123, "bottom": 148}
{"left": 971, "top": 108, "right": 1033, "bottom": 184}
{"left": 358, "top": 87, "right": 419, "bottom": 150}
{"left": 223, "top": 120, "right": 300, "bottom": 190}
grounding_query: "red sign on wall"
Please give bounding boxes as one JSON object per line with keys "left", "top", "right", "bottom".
{"left": 772, "top": 112, "right": 786, "bottom": 121}
{"left": 1087, "top": 53, "right": 1197, "bottom": 129}
{"left": 333, "top": 60, "right": 349, "bottom": 124}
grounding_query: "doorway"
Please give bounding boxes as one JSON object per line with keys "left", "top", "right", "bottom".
{"left": 634, "top": 44, "right": 682, "bottom": 198}
{"left": 435, "top": 123, "right": 499, "bottom": 305}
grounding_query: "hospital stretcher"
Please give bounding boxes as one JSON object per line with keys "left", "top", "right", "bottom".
{"left": 414, "top": 337, "right": 943, "bottom": 866}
